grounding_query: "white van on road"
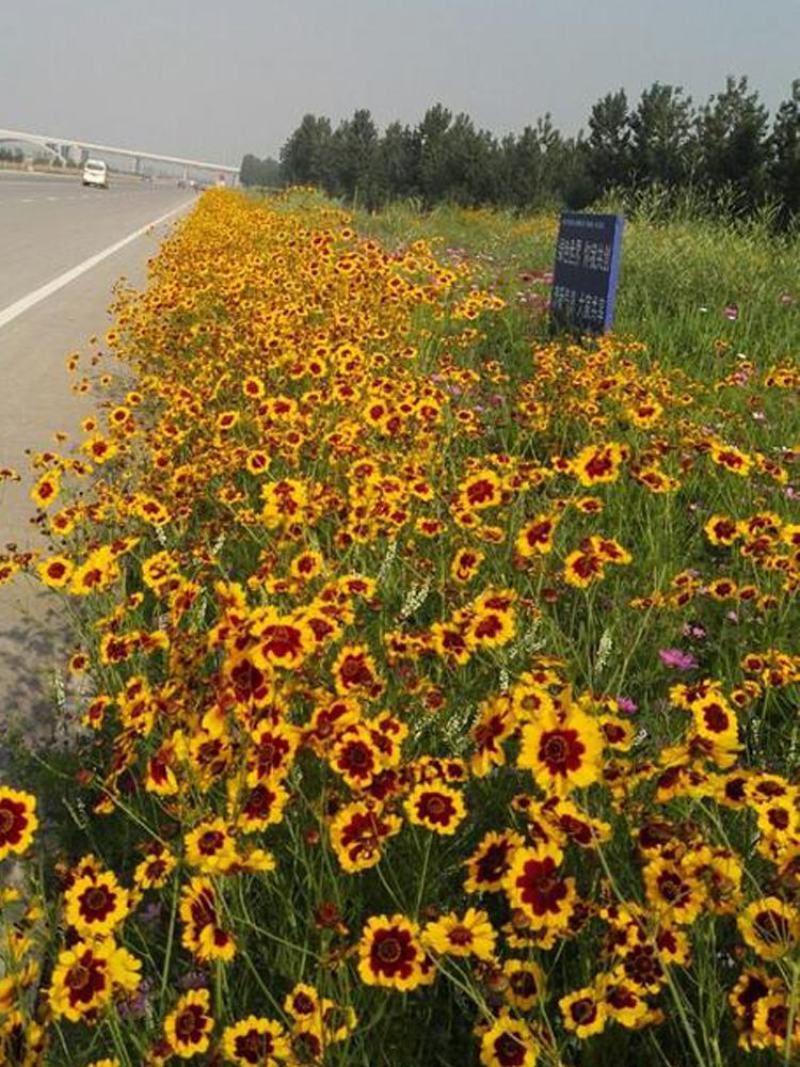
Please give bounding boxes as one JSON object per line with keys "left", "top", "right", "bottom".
{"left": 82, "top": 159, "right": 108, "bottom": 188}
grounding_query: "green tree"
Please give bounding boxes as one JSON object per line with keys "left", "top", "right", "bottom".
{"left": 770, "top": 79, "right": 800, "bottom": 225}
{"left": 586, "top": 89, "right": 632, "bottom": 194}
{"left": 330, "top": 109, "right": 381, "bottom": 207}
{"left": 695, "top": 76, "right": 770, "bottom": 210}
{"left": 629, "top": 82, "right": 695, "bottom": 186}
{"left": 417, "top": 104, "right": 453, "bottom": 207}
{"left": 280, "top": 114, "right": 333, "bottom": 187}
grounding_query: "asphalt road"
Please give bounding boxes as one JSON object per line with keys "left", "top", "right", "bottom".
{"left": 0, "top": 171, "right": 195, "bottom": 764}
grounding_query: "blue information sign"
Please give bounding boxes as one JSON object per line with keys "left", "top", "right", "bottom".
{"left": 550, "top": 212, "right": 624, "bottom": 334}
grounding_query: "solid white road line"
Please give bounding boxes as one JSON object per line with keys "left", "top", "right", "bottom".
{"left": 0, "top": 200, "right": 192, "bottom": 331}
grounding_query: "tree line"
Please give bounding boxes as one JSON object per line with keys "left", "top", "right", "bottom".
{"left": 240, "top": 76, "right": 800, "bottom": 224}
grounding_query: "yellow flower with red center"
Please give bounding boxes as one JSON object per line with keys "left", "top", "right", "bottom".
{"left": 479, "top": 1014, "right": 539, "bottom": 1067}
{"left": 48, "top": 939, "right": 140, "bottom": 1021}
{"left": 222, "top": 1015, "right": 289, "bottom": 1066}
{"left": 332, "top": 643, "right": 382, "bottom": 696}
{"left": 643, "top": 857, "right": 704, "bottom": 925}
{"left": 503, "top": 958, "right": 545, "bottom": 1011}
{"left": 738, "top": 897, "right": 800, "bottom": 960}
{"left": 518, "top": 703, "right": 603, "bottom": 795}
{"left": 164, "top": 989, "right": 214, "bottom": 1059}
{"left": 572, "top": 441, "right": 625, "bottom": 486}
{"left": 330, "top": 801, "right": 401, "bottom": 872}
{"left": 30, "top": 469, "right": 61, "bottom": 509}
{"left": 284, "top": 982, "right": 322, "bottom": 1030}
{"left": 242, "top": 374, "right": 265, "bottom": 399}
{"left": 133, "top": 843, "right": 176, "bottom": 890}
{"left": 405, "top": 782, "right": 466, "bottom": 835}
{"left": 457, "top": 468, "right": 503, "bottom": 511}
{"left": 69, "top": 545, "right": 120, "bottom": 596}
{"left": 560, "top": 985, "right": 608, "bottom": 1038}
{"left": 515, "top": 513, "right": 559, "bottom": 558}
{"left": 357, "top": 914, "right": 425, "bottom": 991}
{"left": 184, "top": 818, "right": 239, "bottom": 874}
{"left": 464, "top": 830, "right": 524, "bottom": 894}
{"left": 0, "top": 787, "right": 38, "bottom": 861}
{"left": 691, "top": 692, "right": 739, "bottom": 748}
{"left": 245, "top": 721, "right": 299, "bottom": 785}
{"left": 232, "top": 780, "right": 289, "bottom": 832}
{"left": 422, "top": 907, "right": 496, "bottom": 960}
{"left": 563, "top": 544, "right": 606, "bottom": 588}
{"left": 36, "top": 554, "right": 74, "bottom": 589}
{"left": 81, "top": 433, "right": 118, "bottom": 464}
{"left": 710, "top": 441, "right": 752, "bottom": 476}
{"left": 64, "top": 870, "right": 131, "bottom": 938}
{"left": 470, "top": 696, "right": 516, "bottom": 776}
{"left": 250, "top": 608, "right": 316, "bottom": 670}
{"left": 132, "top": 493, "right": 170, "bottom": 527}
{"left": 290, "top": 549, "right": 324, "bottom": 581}
{"left": 330, "top": 725, "right": 382, "bottom": 789}
{"left": 451, "top": 546, "right": 484, "bottom": 583}
{"left": 505, "top": 842, "right": 575, "bottom": 930}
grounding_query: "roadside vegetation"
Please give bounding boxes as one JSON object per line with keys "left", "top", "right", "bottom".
{"left": 2, "top": 187, "right": 800, "bottom": 1066}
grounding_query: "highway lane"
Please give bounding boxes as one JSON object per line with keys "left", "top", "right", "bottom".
{"left": 0, "top": 175, "right": 195, "bottom": 763}
{"left": 0, "top": 171, "right": 191, "bottom": 308}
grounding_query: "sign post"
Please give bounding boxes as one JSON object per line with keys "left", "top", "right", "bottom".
{"left": 550, "top": 212, "right": 624, "bottom": 335}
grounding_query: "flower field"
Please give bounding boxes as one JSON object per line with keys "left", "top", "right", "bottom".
{"left": 3, "top": 187, "right": 800, "bottom": 1065}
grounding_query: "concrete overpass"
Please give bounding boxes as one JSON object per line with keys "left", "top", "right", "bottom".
{"left": 0, "top": 127, "right": 239, "bottom": 182}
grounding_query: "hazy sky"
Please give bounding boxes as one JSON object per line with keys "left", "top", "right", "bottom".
{"left": 2, "top": 0, "right": 797, "bottom": 166}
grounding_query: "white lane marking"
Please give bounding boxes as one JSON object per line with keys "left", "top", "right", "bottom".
{"left": 0, "top": 200, "right": 192, "bottom": 331}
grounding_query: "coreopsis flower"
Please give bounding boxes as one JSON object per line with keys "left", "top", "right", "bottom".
{"left": 332, "top": 643, "right": 382, "bottom": 696}
{"left": 515, "top": 513, "right": 558, "bottom": 558}
{"left": 0, "top": 787, "right": 38, "bottom": 861}
{"left": 505, "top": 843, "right": 575, "bottom": 930}
{"left": 357, "top": 914, "right": 425, "bottom": 991}
{"left": 405, "top": 782, "right": 466, "bottom": 835}
{"left": 184, "top": 818, "right": 239, "bottom": 874}
{"left": 600, "top": 976, "right": 650, "bottom": 1029}
{"left": 284, "top": 982, "right": 322, "bottom": 1029}
{"left": 222, "top": 1016, "right": 289, "bottom": 1066}
{"left": 245, "top": 721, "right": 299, "bottom": 785}
{"left": 738, "top": 897, "right": 800, "bottom": 960}
{"left": 250, "top": 608, "right": 316, "bottom": 671}
{"left": 572, "top": 441, "right": 625, "bottom": 486}
{"left": 232, "top": 780, "right": 289, "bottom": 832}
{"left": 518, "top": 703, "right": 603, "bottom": 795}
{"left": 30, "top": 469, "right": 61, "bottom": 509}
{"left": 503, "top": 958, "right": 545, "bottom": 1011}
{"left": 451, "top": 547, "right": 484, "bottom": 583}
{"left": 470, "top": 696, "right": 515, "bottom": 776}
{"left": 331, "top": 725, "right": 382, "bottom": 790}
{"left": 36, "top": 554, "right": 74, "bottom": 589}
{"left": 329, "top": 801, "right": 401, "bottom": 872}
{"left": 710, "top": 441, "right": 752, "bottom": 476}
{"left": 48, "top": 939, "right": 141, "bottom": 1021}
{"left": 423, "top": 908, "right": 496, "bottom": 960}
{"left": 751, "top": 992, "right": 800, "bottom": 1053}
{"left": 458, "top": 468, "right": 503, "bottom": 511}
{"left": 563, "top": 545, "right": 605, "bottom": 588}
{"left": 464, "top": 830, "right": 524, "bottom": 893}
{"left": 642, "top": 857, "right": 704, "bottom": 925}
{"left": 704, "top": 514, "right": 740, "bottom": 546}
{"left": 133, "top": 843, "right": 176, "bottom": 891}
{"left": 164, "top": 989, "right": 214, "bottom": 1059}
{"left": 64, "top": 869, "right": 131, "bottom": 938}
{"left": 560, "top": 985, "right": 607, "bottom": 1038}
{"left": 479, "top": 1014, "right": 539, "bottom": 1067}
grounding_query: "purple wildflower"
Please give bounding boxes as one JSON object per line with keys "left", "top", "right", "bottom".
{"left": 659, "top": 648, "right": 698, "bottom": 671}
